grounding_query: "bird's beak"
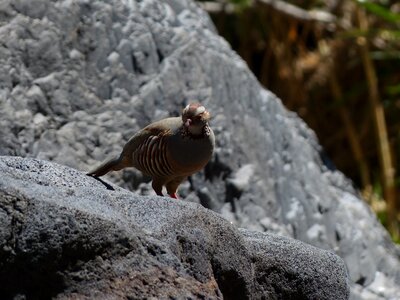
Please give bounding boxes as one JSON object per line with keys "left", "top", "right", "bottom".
{"left": 184, "top": 118, "right": 192, "bottom": 127}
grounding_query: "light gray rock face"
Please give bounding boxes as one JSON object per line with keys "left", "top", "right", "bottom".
{"left": 0, "top": 156, "right": 350, "bottom": 299}
{"left": 0, "top": 0, "right": 399, "bottom": 299}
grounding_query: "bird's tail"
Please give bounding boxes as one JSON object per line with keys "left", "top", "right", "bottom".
{"left": 87, "top": 155, "right": 126, "bottom": 177}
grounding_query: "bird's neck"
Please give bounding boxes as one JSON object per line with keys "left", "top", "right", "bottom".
{"left": 189, "top": 125, "right": 204, "bottom": 136}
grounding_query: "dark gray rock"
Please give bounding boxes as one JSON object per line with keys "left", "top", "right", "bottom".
{"left": 0, "top": 0, "right": 399, "bottom": 299}
{"left": 240, "top": 229, "right": 350, "bottom": 300}
{"left": 0, "top": 156, "right": 349, "bottom": 299}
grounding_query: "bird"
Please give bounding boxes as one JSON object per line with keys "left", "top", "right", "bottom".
{"left": 87, "top": 103, "right": 215, "bottom": 199}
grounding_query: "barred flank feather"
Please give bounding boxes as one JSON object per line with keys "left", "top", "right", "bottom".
{"left": 135, "top": 135, "right": 173, "bottom": 177}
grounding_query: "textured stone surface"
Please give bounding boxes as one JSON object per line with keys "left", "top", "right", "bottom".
{"left": 0, "top": 156, "right": 349, "bottom": 299}
{"left": 0, "top": 0, "right": 399, "bottom": 299}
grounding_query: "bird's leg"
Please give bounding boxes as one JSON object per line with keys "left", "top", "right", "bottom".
{"left": 166, "top": 177, "right": 185, "bottom": 200}
{"left": 152, "top": 178, "right": 164, "bottom": 196}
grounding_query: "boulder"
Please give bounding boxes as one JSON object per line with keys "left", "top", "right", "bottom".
{"left": 0, "top": 156, "right": 349, "bottom": 299}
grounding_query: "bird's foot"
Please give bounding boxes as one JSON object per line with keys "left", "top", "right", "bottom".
{"left": 169, "top": 193, "right": 179, "bottom": 199}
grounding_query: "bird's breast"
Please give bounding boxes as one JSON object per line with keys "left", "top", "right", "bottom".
{"left": 167, "top": 129, "right": 215, "bottom": 174}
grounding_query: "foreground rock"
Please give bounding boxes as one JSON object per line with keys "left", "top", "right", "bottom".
{"left": 0, "top": 0, "right": 399, "bottom": 298}
{"left": 0, "top": 156, "right": 349, "bottom": 299}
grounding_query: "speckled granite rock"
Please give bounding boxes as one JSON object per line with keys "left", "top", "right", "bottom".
{"left": 0, "top": 0, "right": 399, "bottom": 298}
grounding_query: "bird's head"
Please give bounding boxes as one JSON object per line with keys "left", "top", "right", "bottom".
{"left": 181, "top": 103, "right": 211, "bottom": 136}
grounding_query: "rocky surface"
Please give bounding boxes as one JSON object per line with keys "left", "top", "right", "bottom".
{"left": 0, "top": 0, "right": 399, "bottom": 299}
{"left": 0, "top": 156, "right": 349, "bottom": 299}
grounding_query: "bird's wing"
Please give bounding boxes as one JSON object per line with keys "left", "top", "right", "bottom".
{"left": 121, "top": 118, "right": 176, "bottom": 157}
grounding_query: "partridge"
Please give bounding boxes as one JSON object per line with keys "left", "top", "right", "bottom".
{"left": 88, "top": 103, "right": 215, "bottom": 199}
